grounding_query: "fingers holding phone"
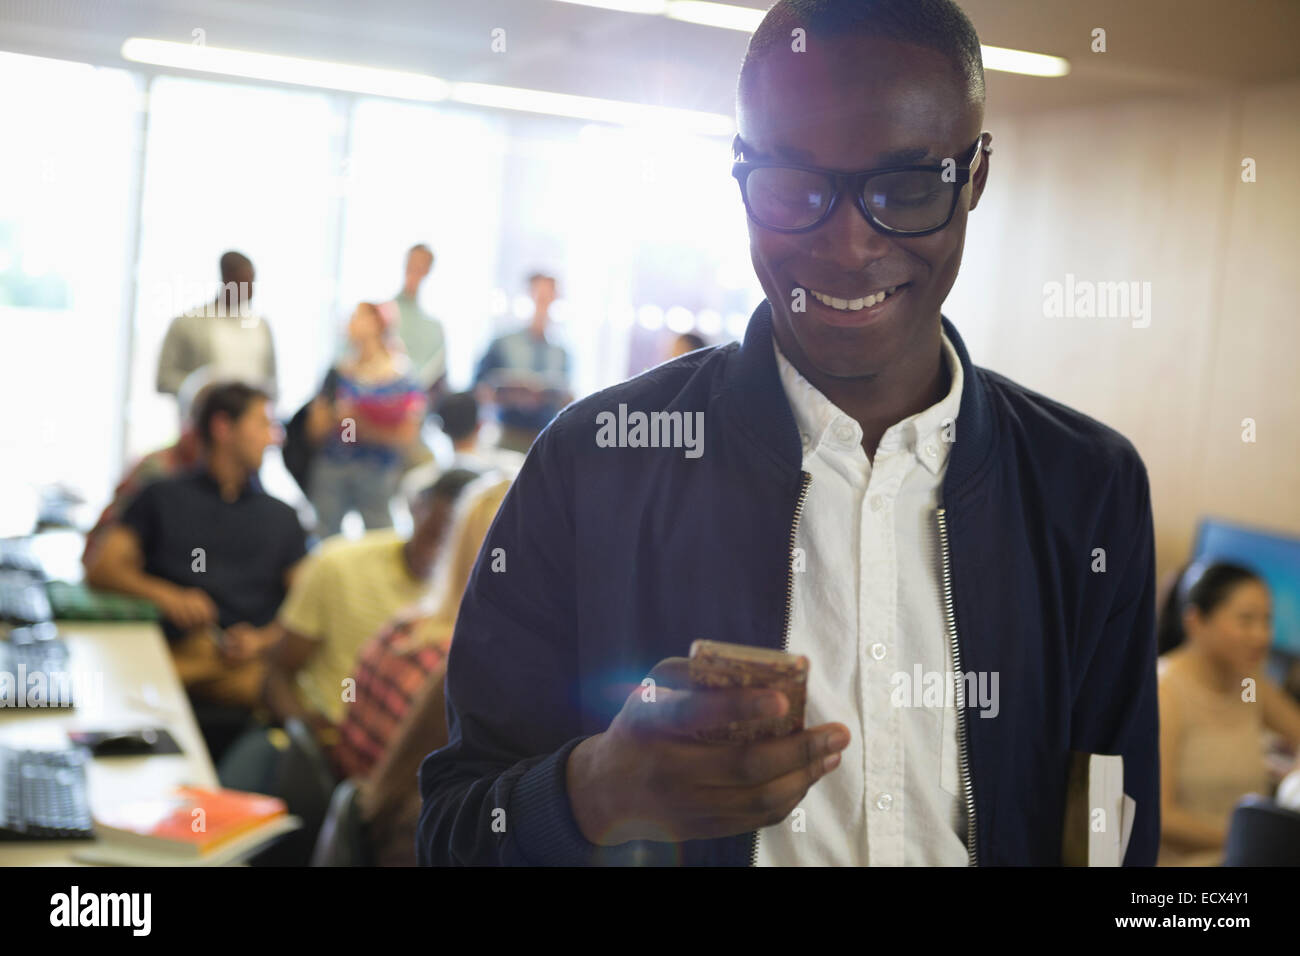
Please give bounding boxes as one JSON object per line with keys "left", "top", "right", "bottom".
{"left": 565, "top": 642, "right": 849, "bottom": 847}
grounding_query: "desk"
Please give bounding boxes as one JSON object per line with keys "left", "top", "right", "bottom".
{"left": 0, "top": 622, "right": 217, "bottom": 865}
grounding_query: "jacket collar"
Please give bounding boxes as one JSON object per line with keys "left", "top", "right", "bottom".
{"left": 723, "top": 298, "right": 995, "bottom": 497}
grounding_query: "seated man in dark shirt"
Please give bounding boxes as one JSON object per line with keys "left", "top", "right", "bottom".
{"left": 87, "top": 382, "right": 307, "bottom": 714}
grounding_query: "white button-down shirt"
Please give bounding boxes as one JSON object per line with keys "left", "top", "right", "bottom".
{"left": 755, "top": 331, "right": 969, "bottom": 866}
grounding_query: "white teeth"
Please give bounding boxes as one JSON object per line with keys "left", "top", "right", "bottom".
{"left": 809, "top": 286, "right": 901, "bottom": 312}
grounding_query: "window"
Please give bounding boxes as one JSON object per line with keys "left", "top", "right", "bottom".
{"left": 0, "top": 53, "right": 140, "bottom": 527}
{"left": 128, "top": 75, "right": 343, "bottom": 458}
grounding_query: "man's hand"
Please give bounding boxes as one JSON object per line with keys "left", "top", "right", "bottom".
{"left": 223, "top": 622, "right": 279, "bottom": 663}
{"left": 565, "top": 657, "right": 850, "bottom": 846}
{"left": 157, "top": 586, "right": 218, "bottom": 631}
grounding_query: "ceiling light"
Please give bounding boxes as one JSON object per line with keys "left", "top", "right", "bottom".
{"left": 121, "top": 37, "right": 735, "bottom": 135}
{"left": 980, "top": 44, "right": 1070, "bottom": 77}
{"left": 121, "top": 38, "right": 451, "bottom": 101}
{"left": 451, "top": 81, "right": 733, "bottom": 135}
{"left": 551, "top": 2, "right": 1071, "bottom": 76}
{"left": 554, "top": 0, "right": 668, "bottom": 12}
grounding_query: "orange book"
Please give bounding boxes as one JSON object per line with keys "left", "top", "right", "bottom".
{"left": 94, "top": 787, "right": 287, "bottom": 857}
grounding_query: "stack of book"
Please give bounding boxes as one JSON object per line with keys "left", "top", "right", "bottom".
{"left": 74, "top": 787, "right": 301, "bottom": 866}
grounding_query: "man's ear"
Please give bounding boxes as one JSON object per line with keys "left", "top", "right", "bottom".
{"left": 969, "top": 134, "right": 991, "bottom": 212}
{"left": 209, "top": 412, "right": 233, "bottom": 446}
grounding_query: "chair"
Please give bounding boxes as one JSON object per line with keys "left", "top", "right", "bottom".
{"left": 1221, "top": 795, "right": 1300, "bottom": 865}
{"left": 311, "top": 779, "right": 372, "bottom": 866}
{"left": 248, "top": 717, "right": 339, "bottom": 866}
{"left": 188, "top": 699, "right": 258, "bottom": 767}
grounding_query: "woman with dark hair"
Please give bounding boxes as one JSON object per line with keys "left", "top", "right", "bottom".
{"left": 307, "top": 303, "right": 426, "bottom": 537}
{"left": 1156, "top": 562, "right": 1300, "bottom": 864}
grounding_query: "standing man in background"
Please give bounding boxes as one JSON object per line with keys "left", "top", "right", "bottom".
{"left": 156, "top": 251, "right": 278, "bottom": 401}
{"left": 385, "top": 243, "right": 446, "bottom": 397}
{"left": 473, "top": 272, "right": 573, "bottom": 453}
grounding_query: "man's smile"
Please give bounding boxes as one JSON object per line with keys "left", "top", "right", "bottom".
{"left": 805, "top": 282, "right": 909, "bottom": 311}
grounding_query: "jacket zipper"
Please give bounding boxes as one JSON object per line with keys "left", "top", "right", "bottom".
{"left": 936, "top": 506, "right": 977, "bottom": 866}
{"left": 749, "top": 470, "right": 812, "bottom": 866}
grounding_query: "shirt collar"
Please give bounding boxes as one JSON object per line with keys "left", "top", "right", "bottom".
{"left": 773, "top": 331, "right": 964, "bottom": 476}
{"left": 192, "top": 464, "right": 254, "bottom": 502}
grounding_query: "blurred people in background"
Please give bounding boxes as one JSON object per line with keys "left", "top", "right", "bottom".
{"left": 84, "top": 383, "right": 307, "bottom": 755}
{"left": 382, "top": 243, "right": 446, "bottom": 396}
{"left": 156, "top": 251, "right": 278, "bottom": 400}
{"left": 436, "top": 390, "right": 526, "bottom": 475}
{"left": 667, "top": 331, "right": 707, "bottom": 360}
{"left": 397, "top": 390, "right": 522, "bottom": 506}
{"left": 474, "top": 272, "right": 572, "bottom": 453}
{"left": 336, "top": 475, "right": 512, "bottom": 866}
{"left": 306, "top": 302, "right": 427, "bottom": 537}
{"left": 82, "top": 373, "right": 213, "bottom": 570}
{"left": 261, "top": 468, "right": 482, "bottom": 747}
{"left": 1157, "top": 561, "right": 1300, "bottom": 865}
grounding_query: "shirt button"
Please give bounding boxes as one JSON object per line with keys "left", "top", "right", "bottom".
{"left": 870, "top": 642, "right": 886, "bottom": 661}
{"left": 924, "top": 443, "right": 937, "bottom": 457}
{"left": 831, "top": 423, "right": 853, "bottom": 443}
{"left": 869, "top": 495, "right": 884, "bottom": 512}
{"left": 876, "top": 793, "right": 893, "bottom": 811}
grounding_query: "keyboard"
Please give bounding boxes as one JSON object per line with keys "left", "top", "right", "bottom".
{"left": 0, "top": 572, "right": 53, "bottom": 626}
{"left": 0, "top": 746, "right": 94, "bottom": 840}
{"left": 0, "top": 539, "right": 45, "bottom": 578}
{"left": 0, "top": 625, "right": 75, "bottom": 709}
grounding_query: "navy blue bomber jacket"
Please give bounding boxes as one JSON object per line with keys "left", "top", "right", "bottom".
{"left": 417, "top": 300, "right": 1160, "bottom": 866}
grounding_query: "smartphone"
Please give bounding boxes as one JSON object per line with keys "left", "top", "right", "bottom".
{"left": 687, "top": 640, "right": 809, "bottom": 743}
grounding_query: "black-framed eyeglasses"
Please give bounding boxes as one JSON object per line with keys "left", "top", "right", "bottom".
{"left": 731, "top": 132, "right": 991, "bottom": 237}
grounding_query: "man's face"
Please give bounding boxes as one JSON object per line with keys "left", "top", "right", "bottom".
{"left": 531, "top": 278, "right": 557, "bottom": 312}
{"left": 737, "top": 35, "right": 988, "bottom": 379}
{"left": 406, "top": 250, "right": 433, "bottom": 287}
{"left": 219, "top": 397, "right": 276, "bottom": 472}
{"left": 224, "top": 265, "right": 255, "bottom": 309}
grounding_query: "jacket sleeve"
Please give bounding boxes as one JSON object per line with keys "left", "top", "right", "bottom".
{"left": 415, "top": 418, "right": 606, "bottom": 865}
{"left": 156, "top": 316, "right": 190, "bottom": 395}
{"left": 1069, "top": 452, "right": 1161, "bottom": 865}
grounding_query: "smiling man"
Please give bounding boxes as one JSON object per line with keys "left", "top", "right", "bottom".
{"left": 418, "top": 0, "right": 1159, "bottom": 866}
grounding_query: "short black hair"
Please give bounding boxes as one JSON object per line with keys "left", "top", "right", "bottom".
{"left": 436, "top": 391, "right": 479, "bottom": 442}
{"left": 1156, "top": 561, "right": 1265, "bottom": 655}
{"left": 196, "top": 381, "right": 268, "bottom": 446}
{"left": 219, "top": 250, "right": 253, "bottom": 282}
{"left": 738, "top": 0, "right": 985, "bottom": 107}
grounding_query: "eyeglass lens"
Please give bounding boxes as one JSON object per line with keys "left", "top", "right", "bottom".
{"left": 744, "top": 166, "right": 954, "bottom": 233}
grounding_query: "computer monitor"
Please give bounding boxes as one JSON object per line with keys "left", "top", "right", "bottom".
{"left": 1190, "top": 517, "right": 1300, "bottom": 657}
